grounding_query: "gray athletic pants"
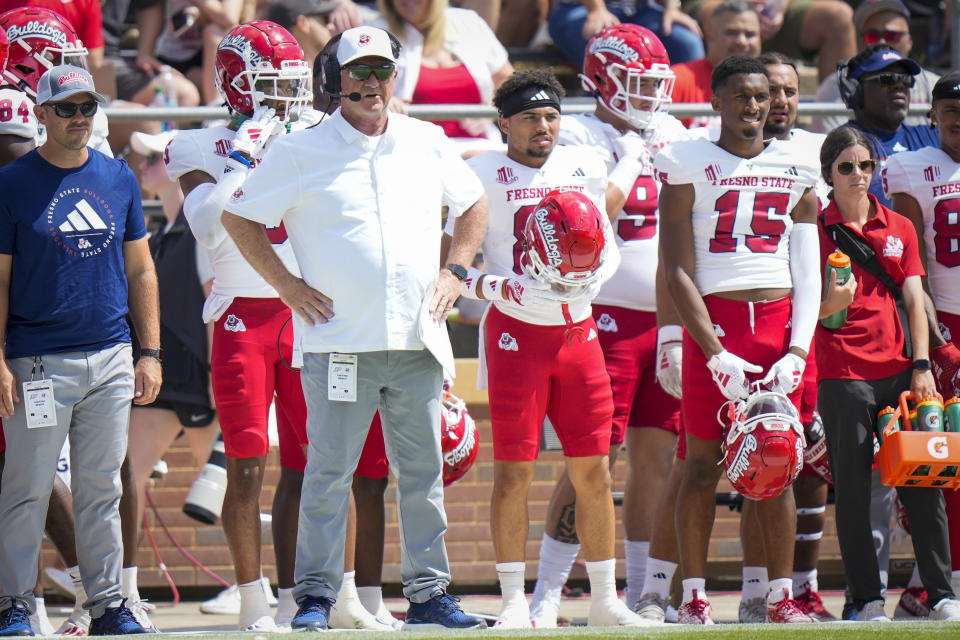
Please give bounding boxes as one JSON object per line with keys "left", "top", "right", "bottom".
{"left": 820, "top": 370, "right": 954, "bottom": 609}
{"left": 0, "top": 344, "right": 133, "bottom": 618}
{"left": 293, "top": 350, "right": 450, "bottom": 604}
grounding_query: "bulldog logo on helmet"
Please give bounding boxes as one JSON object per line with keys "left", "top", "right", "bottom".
{"left": 588, "top": 35, "right": 639, "bottom": 64}
{"left": 726, "top": 433, "right": 758, "bottom": 484}
{"left": 6, "top": 20, "right": 66, "bottom": 45}
{"left": 533, "top": 207, "right": 563, "bottom": 268}
{"left": 218, "top": 34, "right": 264, "bottom": 67}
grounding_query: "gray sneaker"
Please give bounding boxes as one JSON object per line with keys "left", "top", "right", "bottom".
{"left": 738, "top": 597, "right": 767, "bottom": 623}
{"left": 634, "top": 593, "right": 668, "bottom": 623}
{"left": 859, "top": 599, "right": 892, "bottom": 622}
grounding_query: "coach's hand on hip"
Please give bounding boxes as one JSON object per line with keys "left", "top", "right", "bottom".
{"left": 278, "top": 276, "right": 335, "bottom": 327}
{"left": 0, "top": 359, "right": 20, "bottom": 418}
{"left": 430, "top": 269, "right": 462, "bottom": 322}
{"left": 134, "top": 356, "right": 162, "bottom": 405}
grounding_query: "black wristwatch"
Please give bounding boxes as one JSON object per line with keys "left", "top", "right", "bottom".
{"left": 444, "top": 263, "right": 468, "bottom": 281}
{"left": 912, "top": 358, "right": 932, "bottom": 371}
{"left": 140, "top": 348, "right": 164, "bottom": 363}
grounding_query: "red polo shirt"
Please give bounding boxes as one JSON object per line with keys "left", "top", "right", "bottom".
{"left": 670, "top": 57, "right": 713, "bottom": 128}
{"left": 815, "top": 194, "right": 925, "bottom": 382}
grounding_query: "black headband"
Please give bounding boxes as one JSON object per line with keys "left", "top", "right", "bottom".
{"left": 499, "top": 85, "right": 561, "bottom": 118}
{"left": 933, "top": 73, "right": 960, "bottom": 103}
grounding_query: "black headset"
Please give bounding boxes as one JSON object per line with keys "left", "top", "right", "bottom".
{"left": 318, "top": 29, "right": 403, "bottom": 97}
{"left": 837, "top": 60, "right": 863, "bottom": 111}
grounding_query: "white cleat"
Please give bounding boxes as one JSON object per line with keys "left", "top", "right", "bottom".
{"left": 634, "top": 593, "right": 668, "bottom": 624}
{"left": 589, "top": 598, "right": 658, "bottom": 627}
{"left": 128, "top": 599, "right": 160, "bottom": 633}
{"left": 243, "top": 615, "right": 278, "bottom": 632}
{"left": 30, "top": 603, "right": 55, "bottom": 636}
{"left": 328, "top": 596, "right": 397, "bottom": 630}
{"left": 373, "top": 602, "right": 403, "bottom": 631}
{"left": 201, "top": 578, "right": 276, "bottom": 615}
{"left": 493, "top": 599, "right": 532, "bottom": 629}
{"left": 55, "top": 610, "right": 91, "bottom": 636}
{"left": 930, "top": 598, "right": 960, "bottom": 621}
{"left": 529, "top": 598, "right": 559, "bottom": 629}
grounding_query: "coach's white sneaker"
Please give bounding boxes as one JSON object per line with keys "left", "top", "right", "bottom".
{"left": 129, "top": 599, "right": 160, "bottom": 633}
{"left": 858, "top": 599, "right": 892, "bottom": 622}
{"left": 243, "top": 615, "right": 278, "bottom": 632}
{"left": 530, "top": 597, "right": 559, "bottom": 628}
{"left": 494, "top": 597, "right": 532, "bottom": 629}
{"left": 634, "top": 592, "right": 668, "bottom": 624}
{"left": 930, "top": 598, "right": 960, "bottom": 621}
{"left": 328, "top": 596, "right": 396, "bottom": 630}
{"left": 588, "top": 598, "right": 657, "bottom": 627}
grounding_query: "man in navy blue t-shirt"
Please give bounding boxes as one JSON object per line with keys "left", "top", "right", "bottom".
{"left": 840, "top": 44, "right": 940, "bottom": 207}
{"left": 0, "top": 65, "right": 161, "bottom": 637}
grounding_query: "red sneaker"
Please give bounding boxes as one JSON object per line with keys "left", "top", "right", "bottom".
{"left": 894, "top": 586, "right": 931, "bottom": 618}
{"left": 795, "top": 589, "right": 836, "bottom": 621}
{"left": 767, "top": 595, "right": 815, "bottom": 623}
{"left": 677, "top": 591, "right": 714, "bottom": 625}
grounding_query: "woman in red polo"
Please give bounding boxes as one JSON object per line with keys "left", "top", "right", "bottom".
{"left": 816, "top": 126, "right": 959, "bottom": 622}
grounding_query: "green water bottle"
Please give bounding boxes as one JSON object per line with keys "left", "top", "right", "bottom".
{"left": 945, "top": 396, "right": 960, "bottom": 432}
{"left": 916, "top": 395, "right": 945, "bottom": 432}
{"left": 877, "top": 406, "right": 900, "bottom": 443}
{"left": 822, "top": 251, "right": 852, "bottom": 330}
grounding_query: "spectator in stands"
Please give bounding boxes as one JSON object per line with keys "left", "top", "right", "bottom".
{"left": 101, "top": 0, "right": 200, "bottom": 105}
{"left": 548, "top": 0, "right": 704, "bottom": 69}
{"left": 814, "top": 0, "right": 939, "bottom": 133}
{"left": 841, "top": 44, "right": 937, "bottom": 207}
{"left": 685, "top": 0, "right": 854, "bottom": 82}
{"left": 0, "top": 0, "right": 105, "bottom": 68}
{"left": 374, "top": 0, "right": 513, "bottom": 145}
{"left": 155, "top": 0, "right": 244, "bottom": 104}
{"left": 815, "top": 124, "right": 960, "bottom": 622}
{"left": 267, "top": 0, "right": 342, "bottom": 67}
{"left": 494, "top": 0, "right": 547, "bottom": 47}
{"left": 670, "top": 0, "right": 759, "bottom": 128}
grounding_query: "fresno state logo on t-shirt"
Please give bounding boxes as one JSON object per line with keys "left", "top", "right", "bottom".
{"left": 46, "top": 187, "right": 117, "bottom": 258}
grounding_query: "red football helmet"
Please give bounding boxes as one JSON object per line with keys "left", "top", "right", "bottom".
{"left": 0, "top": 7, "right": 88, "bottom": 97}
{"left": 0, "top": 26, "right": 8, "bottom": 74}
{"left": 215, "top": 20, "right": 311, "bottom": 119}
{"left": 440, "top": 390, "right": 478, "bottom": 487}
{"left": 521, "top": 189, "right": 606, "bottom": 287}
{"left": 721, "top": 388, "right": 805, "bottom": 500}
{"left": 581, "top": 24, "right": 674, "bottom": 129}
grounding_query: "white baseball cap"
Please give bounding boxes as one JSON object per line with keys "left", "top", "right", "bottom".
{"left": 337, "top": 26, "right": 397, "bottom": 66}
{"left": 130, "top": 130, "right": 175, "bottom": 156}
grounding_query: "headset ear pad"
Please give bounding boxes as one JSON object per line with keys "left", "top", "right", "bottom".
{"left": 837, "top": 61, "right": 863, "bottom": 110}
{"left": 320, "top": 33, "right": 343, "bottom": 96}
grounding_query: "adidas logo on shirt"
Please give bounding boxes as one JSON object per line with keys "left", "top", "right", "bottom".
{"left": 572, "top": 167, "right": 586, "bottom": 177}
{"left": 58, "top": 199, "right": 108, "bottom": 234}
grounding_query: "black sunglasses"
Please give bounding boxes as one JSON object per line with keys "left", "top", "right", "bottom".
{"left": 863, "top": 29, "right": 907, "bottom": 45}
{"left": 865, "top": 72, "right": 916, "bottom": 89}
{"left": 836, "top": 159, "right": 876, "bottom": 175}
{"left": 47, "top": 101, "right": 98, "bottom": 118}
{"left": 345, "top": 64, "right": 395, "bottom": 82}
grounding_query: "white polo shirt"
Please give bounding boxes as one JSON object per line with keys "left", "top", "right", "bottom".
{"left": 224, "top": 109, "right": 484, "bottom": 355}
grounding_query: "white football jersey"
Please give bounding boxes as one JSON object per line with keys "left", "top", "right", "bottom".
{"left": 165, "top": 124, "right": 300, "bottom": 317}
{"left": 884, "top": 146, "right": 960, "bottom": 313}
{"left": 460, "top": 145, "right": 618, "bottom": 326}
{"left": 0, "top": 87, "right": 112, "bottom": 157}
{"left": 654, "top": 137, "right": 819, "bottom": 296}
{"left": 560, "top": 111, "right": 686, "bottom": 311}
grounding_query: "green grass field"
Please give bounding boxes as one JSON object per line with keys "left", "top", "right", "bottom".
{"left": 159, "top": 620, "right": 960, "bottom": 639}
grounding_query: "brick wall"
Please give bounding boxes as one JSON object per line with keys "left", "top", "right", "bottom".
{"left": 41, "top": 360, "right": 914, "bottom": 593}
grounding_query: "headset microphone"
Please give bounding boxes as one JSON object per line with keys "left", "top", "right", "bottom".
{"left": 346, "top": 92, "right": 362, "bottom": 102}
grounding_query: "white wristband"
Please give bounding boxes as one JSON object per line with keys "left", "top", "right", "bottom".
{"left": 608, "top": 157, "right": 643, "bottom": 199}
{"left": 460, "top": 267, "right": 483, "bottom": 299}
{"left": 481, "top": 275, "right": 507, "bottom": 301}
{"left": 657, "top": 324, "right": 683, "bottom": 347}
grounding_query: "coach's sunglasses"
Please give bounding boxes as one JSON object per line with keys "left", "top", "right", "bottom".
{"left": 345, "top": 63, "right": 395, "bottom": 82}
{"left": 862, "top": 29, "right": 907, "bottom": 45}
{"left": 47, "top": 100, "right": 98, "bottom": 118}
{"left": 836, "top": 159, "right": 876, "bottom": 175}
{"left": 864, "top": 72, "right": 916, "bottom": 89}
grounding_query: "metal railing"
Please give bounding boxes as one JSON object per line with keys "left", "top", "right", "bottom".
{"left": 101, "top": 101, "right": 936, "bottom": 123}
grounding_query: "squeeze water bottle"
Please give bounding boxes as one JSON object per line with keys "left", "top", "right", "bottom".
{"left": 157, "top": 65, "right": 178, "bottom": 131}
{"left": 821, "top": 251, "right": 852, "bottom": 329}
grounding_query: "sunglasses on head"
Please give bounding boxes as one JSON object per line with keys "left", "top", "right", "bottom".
{"left": 865, "top": 72, "right": 916, "bottom": 88}
{"left": 47, "top": 101, "right": 98, "bottom": 118}
{"left": 345, "top": 64, "right": 395, "bottom": 82}
{"left": 145, "top": 152, "right": 163, "bottom": 166}
{"left": 863, "top": 29, "right": 907, "bottom": 45}
{"left": 836, "top": 159, "right": 876, "bottom": 175}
